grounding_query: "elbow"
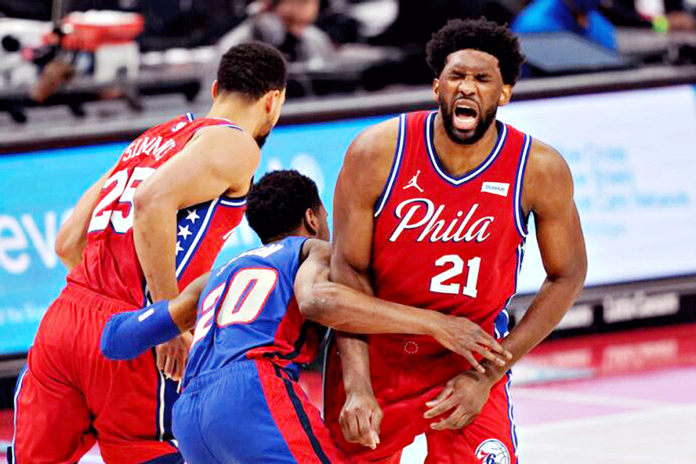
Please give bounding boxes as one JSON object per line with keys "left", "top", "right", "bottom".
{"left": 298, "top": 283, "right": 340, "bottom": 324}
{"left": 132, "top": 187, "right": 155, "bottom": 220}
{"left": 54, "top": 225, "right": 79, "bottom": 261}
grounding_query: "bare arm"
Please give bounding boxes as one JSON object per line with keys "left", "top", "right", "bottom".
{"left": 424, "top": 140, "right": 587, "bottom": 430}
{"left": 133, "top": 125, "right": 259, "bottom": 379}
{"left": 132, "top": 126, "right": 259, "bottom": 303}
{"left": 168, "top": 273, "right": 209, "bottom": 332}
{"left": 479, "top": 140, "right": 587, "bottom": 383}
{"left": 55, "top": 167, "right": 114, "bottom": 271}
{"left": 329, "top": 119, "right": 398, "bottom": 397}
{"left": 296, "top": 240, "right": 509, "bottom": 366}
{"left": 328, "top": 119, "right": 398, "bottom": 448}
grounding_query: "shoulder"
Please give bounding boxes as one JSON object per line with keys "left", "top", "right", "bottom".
{"left": 525, "top": 138, "right": 574, "bottom": 211}
{"left": 345, "top": 116, "right": 401, "bottom": 168}
{"left": 191, "top": 125, "right": 260, "bottom": 161}
{"left": 300, "top": 238, "right": 331, "bottom": 263}
{"left": 339, "top": 116, "right": 402, "bottom": 199}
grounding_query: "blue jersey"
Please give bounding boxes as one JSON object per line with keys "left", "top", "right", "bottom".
{"left": 184, "top": 236, "right": 323, "bottom": 386}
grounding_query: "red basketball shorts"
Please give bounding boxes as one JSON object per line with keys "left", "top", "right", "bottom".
{"left": 12, "top": 284, "right": 181, "bottom": 464}
{"left": 323, "top": 338, "right": 519, "bottom": 464}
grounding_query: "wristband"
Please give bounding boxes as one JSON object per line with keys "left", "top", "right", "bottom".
{"left": 101, "top": 300, "right": 181, "bottom": 360}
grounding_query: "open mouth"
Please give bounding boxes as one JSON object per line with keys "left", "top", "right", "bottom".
{"left": 453, "top": 102, "right": 478, "bottom": 131}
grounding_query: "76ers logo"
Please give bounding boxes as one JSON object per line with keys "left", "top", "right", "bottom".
{"left": 475, "top": 439, "right": 511, "bottom": 464}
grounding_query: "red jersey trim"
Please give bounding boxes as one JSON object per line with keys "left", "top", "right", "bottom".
{"left": 374, "top": 113, "right": 407, "bottom": 217}
{"left": 424, "top": 111, "right": 508, "bottom": 186}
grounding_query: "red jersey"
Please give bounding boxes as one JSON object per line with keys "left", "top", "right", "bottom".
{"left": 68, "top": 113, "right": 248, "bottom": 307}
{"left": 371, "top": 111, "right": 531, "bottom": 355}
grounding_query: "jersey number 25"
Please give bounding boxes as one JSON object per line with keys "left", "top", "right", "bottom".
{"left": 88, "top": 167, "right": 156, "bottom": 234}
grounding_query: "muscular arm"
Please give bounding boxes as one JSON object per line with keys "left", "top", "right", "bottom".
{"left": 55, "top": 167, "right": 114, "bottom": 271}
{"left": 479, "top": 140, "right": 587, "bottom": 383}
{"left": 132, "top": 126, "right": 259, "bottom": 302}
{"left": 330, "top": 119, "right": 398, "bottom": 394}
{"left": 296, "top": 240, "right": 509, "bottom": 367}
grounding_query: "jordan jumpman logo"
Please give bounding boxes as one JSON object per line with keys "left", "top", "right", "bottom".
{"left": 403, "top": 170, "right": 424, "bottom": 192}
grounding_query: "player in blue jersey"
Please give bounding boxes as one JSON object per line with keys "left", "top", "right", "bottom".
{"left": 100, "top": 170, "right": 512, "bottom": 463}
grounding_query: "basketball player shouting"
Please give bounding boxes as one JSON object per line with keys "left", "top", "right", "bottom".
{"left": 324, "top": 18, "right": 587, "bottom": 463}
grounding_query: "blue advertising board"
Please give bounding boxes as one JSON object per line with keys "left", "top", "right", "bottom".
{"left": 2, "top": 85, "right": 696, "bottom": 355}
{"left": 0, "top": 116, "right": 388, "bottom": 355}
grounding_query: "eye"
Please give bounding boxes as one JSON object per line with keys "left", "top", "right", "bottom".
{"left": 476, "top": 74, "right": 491, "bottom": 82}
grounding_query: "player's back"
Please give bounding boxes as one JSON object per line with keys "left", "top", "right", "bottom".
{"left": 68, "top": 114, "right": 248, "bottom": 307}
{"left": 185, "top": 236, "right": 322, "bottom": 386}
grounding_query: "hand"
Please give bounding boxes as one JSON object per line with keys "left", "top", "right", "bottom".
{"left": 429, "top": 314, "right": 512, "bottom": 374}
{"left": 155, "top": 332, "right": 192, "bottom": 381}
{"left": 339, "top": 389, "right": 383, "bottom": 449}
{"left": 423, "top": 370, "right": 494, "bottom": 431}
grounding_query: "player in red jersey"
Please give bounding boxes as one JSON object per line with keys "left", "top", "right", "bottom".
{"left": 11, "top": 42, "right": 287, "bottom": 464}
{"left": 324, "top": 19, "right": 588, "bottom": 463}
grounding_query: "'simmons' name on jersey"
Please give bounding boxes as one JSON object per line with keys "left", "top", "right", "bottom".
{"left": 389, "top": 198, "right": 494, "bottom": 243}
{"left": 122, "top": 136, "right": 176, "bottom": 162}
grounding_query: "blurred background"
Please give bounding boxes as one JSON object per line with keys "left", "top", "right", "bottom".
{"left": 0, "top": 0, "right": 696, "bottom": 463}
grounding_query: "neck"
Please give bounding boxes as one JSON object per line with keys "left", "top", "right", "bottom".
{"left": 206, "top": 97, "right": 262, "bottom": 136}
{"left": 432, "top": 112, "right": 499, "bottom": 178}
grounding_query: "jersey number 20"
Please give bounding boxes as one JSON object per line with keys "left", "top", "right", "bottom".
{"left": 192, "top": 268, "right": 279, "bottom": 345}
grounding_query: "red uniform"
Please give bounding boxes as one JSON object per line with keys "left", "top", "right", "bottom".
{"left": 325, "top": 111, "right": 531, "bottom": 463}
{"left": 13, "top": 114, "right": 248, "bottom": 464}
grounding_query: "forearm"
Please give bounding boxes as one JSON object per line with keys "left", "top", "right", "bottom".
{"left": 329, "top": 258, "right": 376, "bottom": 393}
{"left": 307, "top": 283, "right": 438, "bottom": 336}
{"left": 133, "top": 203, "right": 179, "bottom": 302}
{"left": 480, "top": 275, "right": 584, "bottom": 383}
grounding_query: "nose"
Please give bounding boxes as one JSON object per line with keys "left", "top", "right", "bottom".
{"left": 457, "top": 76, "right": 476, "bottom": 95}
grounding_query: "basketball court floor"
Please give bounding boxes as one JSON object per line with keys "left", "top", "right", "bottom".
{"left": 2, "top": 323, "right": 695, "bottom": 463}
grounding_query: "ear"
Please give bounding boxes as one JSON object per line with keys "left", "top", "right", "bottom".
{"left": 432, "top": 78, "right": 440, "bottom": 102}
{"left": 264, "top": 89, "right": 281, "bottom": 114}
{"left": 211, "top": 80, "right": 219, "bottom": 100}
{"left": 498, "top": 84, "right": 513, "bottom": 107}
{"left": 303, "top": 208, "right": 319, "bottom": 237}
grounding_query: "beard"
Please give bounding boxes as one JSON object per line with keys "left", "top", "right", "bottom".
{"left": 439, "top": 94, "right": 498, "bottom": 145}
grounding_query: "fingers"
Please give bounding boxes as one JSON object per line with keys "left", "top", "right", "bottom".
{"left": 425, "top": 384, "right": 453, "bottom": 408}
{"left": 423, "top": 394, "right": 456, "bottom": 419}
{"left": 339, "top": 409, "right": 360, "bottom": 444}
{"left": 431, "top": 406, "right": 474, "bottom": 431}
{"left": 357, "top": 410, "right": 377, "bottom": 449}
{"left": 475, "top": 333, "right": 513, "bottom": 361}
{"left": 155, "top": 345, "right": 166, "bottom": 371}
{"left": 461, "top": 349, "right": 487, "bottom": 374}
{"left": 371, "top": 406, "right": 384, "bottom": 436}
{"left": 471, "top": 343, "right": 507, "bottom": 368}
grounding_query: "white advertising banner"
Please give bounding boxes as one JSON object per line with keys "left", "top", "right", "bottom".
{"left": 499, "top": 85, "right": 696, "bottom": 293}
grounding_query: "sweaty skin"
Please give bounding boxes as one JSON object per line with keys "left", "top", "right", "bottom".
{"left": 330, "top": 49, "right": 587, "bottom": 445}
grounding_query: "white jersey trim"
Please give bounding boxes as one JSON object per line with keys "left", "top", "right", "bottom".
{"left": 374, "top": 113, "right": 407, "bottom": 217}
{"left": 425, "top": 111, "right": 507, "bottom": 186}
